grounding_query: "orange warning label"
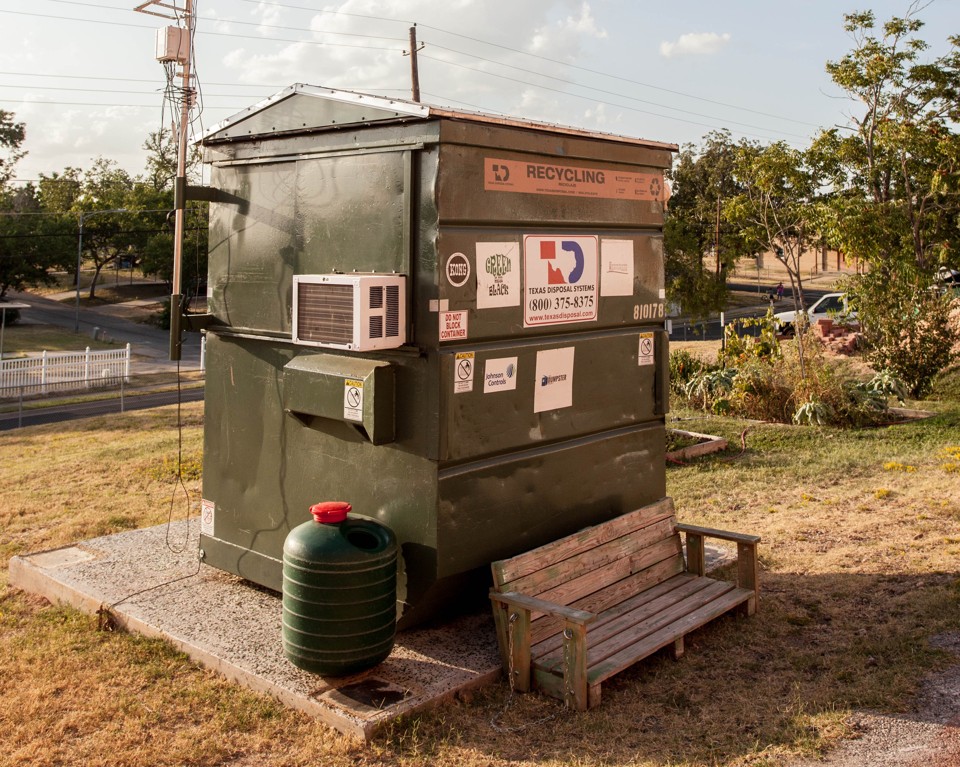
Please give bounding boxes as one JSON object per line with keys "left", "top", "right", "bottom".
{"left": 485, "top": 157, "right": 665, "bottom": 201}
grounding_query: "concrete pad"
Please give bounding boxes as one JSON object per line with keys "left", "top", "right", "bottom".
{"left": 8, "top": 521, "right": 502, "bottom": 742}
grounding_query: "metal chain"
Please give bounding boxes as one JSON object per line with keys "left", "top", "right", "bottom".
{"left": 489, "top": 612, "right": 563, "bottom": 734}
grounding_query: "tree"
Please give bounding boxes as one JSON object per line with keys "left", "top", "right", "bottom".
{"left": 134, "top": 129, "right": 208, "bottom": 303}
{"left": 727, "top": 140, "right": 824, "bottom": 379}
{"left": 0, "top": 110, "right": 25, "bottom": 190}
{"left": 664, "top": 131, "right": 756, "bottom": 319}
{"left": 75, "top": 158, "right": 136, "bottom": 299}
{"left": 728, "top": 140, "right": 823, "bottom": 315}
{"left": 812, "top": 5, "right": 960, "bottom": 395}
{"left": 0, "top": 185, "right": 75, "bottom": 298}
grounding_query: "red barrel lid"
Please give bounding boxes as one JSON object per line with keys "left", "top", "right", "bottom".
{"left": 310, "top": 501, "right": 351, "bottom": 524}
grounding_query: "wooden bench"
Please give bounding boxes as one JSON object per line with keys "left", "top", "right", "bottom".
{"left": 489, "top": 498, "right": 760, "bottom": 710}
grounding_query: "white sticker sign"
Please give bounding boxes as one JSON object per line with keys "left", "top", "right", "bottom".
{"left": 523, "top": 235, "right": 599, "bottom": 327}
{"left": 600, "top": 239, "right": 635, "bottom": 297}
{"left": 343, "top": 378, "right": 364, "bottom": 421}
{"left": 638, "top": 333, "right": 655, "bottom": 366}
{"left": 534, "top": 347, "right": 575, "bottom": 413}
{"left": 454, "top": 352, "right": 475, "bottom": 393}
{"left": 200, "top": 499, "right": 215, "bottom": 536}
{"left": 483, "top": 357, "right": 519, "bottom": 393}
{"left": 476, "top": 242, "right": 520, "bottom": 309}
{"left": 439, "top": 310, "right": 468, "bottom": 342}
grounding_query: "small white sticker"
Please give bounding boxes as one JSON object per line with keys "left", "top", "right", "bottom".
{"left": 445, "top": 252, "right": 471, "bottom": 287}
{"left": 343, "top": 379, "right": 364, "bottom": 421}
{"left": 429, "top": 299, "right": 440, "bottom": 312}
{"left": 200, "top": 499, "right": 215, "bottom": 536}
{"left": 454, "top": 352, "right": 475, "bottom": 393}
{"left": 600, "top": 239, "right": 635, "bottom": 297}
{"left": 476, "top": 242, "right": 521, "bottom": 309}
{"left": 483, "top": 357, "right": 519, "bottom": 393}
{"left": 534, "top": 347, "right": 575, "bottom": 413}
{"left": 638, "top": 333, "right": 655, "bottom": 366}
{"left": 440, "top": 310, "right": 468, "bottom": 342}
{"left": 659, "top": 288, "right": 666, "bottom": 299}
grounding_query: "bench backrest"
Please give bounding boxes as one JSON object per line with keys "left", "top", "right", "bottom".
{"left": 491, "top": 498, "right": 685, "bottom": 645}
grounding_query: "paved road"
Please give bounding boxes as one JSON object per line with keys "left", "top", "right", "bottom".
{"left": 7, "top": 289, "right": 203, "bottom": 373}
{"left": 0, "top": 386, "right": 204, "bottom": 431}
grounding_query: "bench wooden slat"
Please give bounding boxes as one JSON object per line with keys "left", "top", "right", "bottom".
{"left": 586, "top": 586, "right": 753, "bottom": 685}
{"left": 531, "top": 573, "right": 705, "bottom": 660}
{"left": 526, "top": 553, "right": 686, "bottom": 646}
{"left": 492, "top": 498, "right": 675, "bottom": 586}
{"left": 535, "top": 534, "right": 681, "bottom": 608}
{"left": 536, "top": 578, "right": 734, "bottom": 675}
{"left": 505, "top": 517, "right": 678, "bottom": 597}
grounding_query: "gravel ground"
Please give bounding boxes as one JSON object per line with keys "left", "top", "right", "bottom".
{"left": 791, "top": 634, "right": 960, "bottom": 767}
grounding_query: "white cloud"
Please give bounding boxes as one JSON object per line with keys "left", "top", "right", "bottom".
{"left": 659, "top": 32, "right": 731, "bottom": 58}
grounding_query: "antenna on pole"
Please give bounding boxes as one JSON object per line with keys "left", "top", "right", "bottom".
{"left": 404, "top": 24, "right": 424, "bottom": 102}
{"left": 135, "top": 0, "right": 196, "bottom": 361}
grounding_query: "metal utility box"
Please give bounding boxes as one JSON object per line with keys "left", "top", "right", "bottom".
{"left": 198, "top": 85, "right": 676, "bottom": 628}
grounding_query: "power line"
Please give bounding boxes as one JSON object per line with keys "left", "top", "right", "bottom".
{"left": 0, "top": 99, "right": 241, "bottom": 109}
{"left": 419, "top": 55, "right": 806, "bottom": 143}
{"left": 0, "top": 71, "right": 285, "bottom": 89}
{"left": 224, "top": 0, "right": 815, "bottom": 128}
{"left": 0, "top": 9, "right": 404, "bottom": 52}
{"left": 419, "top": 51, "right": 810, "bottom": 139}
{"left": 48, "top": 0, "right": 408, "bottom": 42}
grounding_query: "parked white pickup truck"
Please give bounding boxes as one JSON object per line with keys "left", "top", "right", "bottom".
{"left": 774, "top": 292, "right": 856, "bottom": 334}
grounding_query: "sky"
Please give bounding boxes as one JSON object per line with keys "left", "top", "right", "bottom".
{"left": 2, "top": 0, "right": 959, "bottom": 184}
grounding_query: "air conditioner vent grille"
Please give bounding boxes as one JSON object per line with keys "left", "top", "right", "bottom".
{"left": 386, "top": 285, "right": 400, "bottom": 337}
{"left": 296, "top": 283, "right": 354, "bottom": 344}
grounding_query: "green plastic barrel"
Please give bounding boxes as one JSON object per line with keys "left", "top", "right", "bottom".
{"left": 282, "top": 501, "right": 397, "bottom": 676}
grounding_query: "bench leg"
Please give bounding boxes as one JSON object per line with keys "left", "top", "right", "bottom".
{"left": 492, "top": 602, "right": 532, "bottom": 692}
{"left": 561, "top": 622, "right": 589, "bottom": 711}
{"left": 737, "top": 541, "right": 759, "bottom": 616}
{"left": 672, "top": 636, "right": 685, "bottom": 660}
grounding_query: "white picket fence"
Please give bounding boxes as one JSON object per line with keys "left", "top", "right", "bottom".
{"left": 0, "top": 344, "right": 131, "bottom": 398}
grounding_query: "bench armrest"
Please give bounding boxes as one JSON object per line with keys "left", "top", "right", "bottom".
{"left": 675, "top": 523, "right": 760, "bottom": 545}
{"left": 490, "top": 590, "right": 597, "bottom": 626}
{"left": 676, "top": 523, "right": 760, "bottom": 614}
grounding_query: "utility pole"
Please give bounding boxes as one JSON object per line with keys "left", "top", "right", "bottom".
{"left": 715, "top": 195, "right": 722, "bottom": 277}
{"left": 406, "top": 25, "right": 421, "bottom": 102}
{"left": 135, "top": 0, "right": 195, "bottom": 361}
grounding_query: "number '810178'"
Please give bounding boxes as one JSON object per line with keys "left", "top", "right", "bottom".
{"left": 633, "top": 303, "right": 665, "bottom": 320}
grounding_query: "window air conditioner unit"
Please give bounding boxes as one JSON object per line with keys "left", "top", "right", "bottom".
{"left": 292, "top": 274, "right": 407, "bottom": 351}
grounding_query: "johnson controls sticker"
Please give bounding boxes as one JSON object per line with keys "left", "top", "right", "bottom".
{"left": 454, "top": 352, "right": 475, "bottom": 394}
{"left": 523, "top": 235, "right": 598, "bottom": 327}
{"left": 343, "top": 379, "right": 364, "bottom": 421}
{"left": 483, "top": 357, "right": 518, "bottom": 393}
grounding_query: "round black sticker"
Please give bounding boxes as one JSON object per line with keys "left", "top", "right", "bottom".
{"left": 445, "top": 252, "right": 471, "bottom": 287}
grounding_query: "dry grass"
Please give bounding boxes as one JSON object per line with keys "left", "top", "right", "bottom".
{"left": 2, "top": 392, "right": 960, "bottom": 766}
{"left": 1, "top": 324, "right": 120, "bottom": 354}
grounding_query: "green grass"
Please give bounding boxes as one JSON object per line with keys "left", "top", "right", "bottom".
{"left": 1, "top": 389, "right": 960, "bottom": 765}
{"left": 1, "top": 324, "right": 119, "bottom": 354}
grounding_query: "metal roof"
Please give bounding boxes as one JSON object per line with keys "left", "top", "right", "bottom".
{"left": 200, "top": 84, "right": 677, "bottom": 151}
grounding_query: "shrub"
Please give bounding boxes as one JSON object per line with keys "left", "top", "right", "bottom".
{"left": 668, "top": 349, "right": 708, "bottom": 396}
{"left": 671, "top": 324, "right": 906, "bottom": 428}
